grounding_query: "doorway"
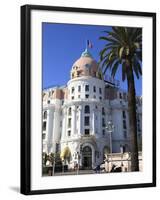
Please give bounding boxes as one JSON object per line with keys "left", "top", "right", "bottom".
{"left": 82, "top": 146, "right": 92, "bottom": 169}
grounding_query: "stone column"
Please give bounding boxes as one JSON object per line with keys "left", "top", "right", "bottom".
{"left": 46, "top": 108, "right": 54, "bottom": 153}
{"left": 92, "top": 109, "right": 95, "bottom": 135}
{"left": 97, "top": 107, "right": 101, "bottom": 135}
{"left": 62, "top": 107, "right": 67, "bottom": 140}
{"left": 78, "top": 105, "right": 83, "bottom": 136}
{"left": 72, "top": 105, "right": 76, "bottom": 135}
{"left": 52, "top": 108, "right": 59, "bottom": 153}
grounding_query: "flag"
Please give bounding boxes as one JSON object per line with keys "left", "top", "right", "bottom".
{"left": 87, "top": 40, "right": 93, "bottom": 48}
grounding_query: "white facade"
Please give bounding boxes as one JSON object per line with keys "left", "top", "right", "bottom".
{"left": 42, "top": 49, "right": 142, "bottom": 170}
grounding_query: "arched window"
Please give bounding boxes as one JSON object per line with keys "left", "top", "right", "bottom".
{"left": 85, "top": 85, "right": 89, "bottom": 92}
{"left": 43, "top": 111, "right": 47, "bottom": 119}
{"left": 84, "top": 105, "right": 90, "bottom": 113}
{"left": 68, "top": 107, "right": 72, "bottom": 115}
{"left": 102, "top": 107, "right": 105, "bottom": 115}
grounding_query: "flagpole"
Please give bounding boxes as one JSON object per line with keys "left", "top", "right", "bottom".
{"left": 86, "top": 39, "right": 88, "bottom": 50}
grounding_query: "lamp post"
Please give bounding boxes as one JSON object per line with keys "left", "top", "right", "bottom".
{"left": 120, "top": 145, "right": 124, "bottom": 172}
{"left": 105, "top": 120, "right": 114, "bottom": 171}
{"left": 77, "top": 152, "right": 80, "bottom": 175}
{"left": 52, "top": 142, "right": 59, "bottom": 176}
{"left": 62, "top": 160, "right": 64, "bottom": 174}
{"left": 52, "top": 155, "right": 55, "bottom": 176}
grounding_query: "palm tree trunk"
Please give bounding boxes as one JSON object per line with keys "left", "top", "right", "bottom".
{"left": 127, "top": 65, "right": 139, "bottom": 171}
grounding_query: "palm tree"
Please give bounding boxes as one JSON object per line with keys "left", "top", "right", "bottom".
{"left": 99, "top": 27, "right": 142, "bottom": 171}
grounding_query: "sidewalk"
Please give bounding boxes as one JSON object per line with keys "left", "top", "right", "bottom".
{"left": 52, "top": 169, "right": 106, "bottom": 176}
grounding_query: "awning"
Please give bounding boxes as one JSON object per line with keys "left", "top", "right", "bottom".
{"left": 60, "top": 146, "right": 71, "bottom": 160}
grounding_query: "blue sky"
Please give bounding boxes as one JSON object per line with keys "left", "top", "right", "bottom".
{"left": 42, "top": 23, "right": 142, "bottom": 96}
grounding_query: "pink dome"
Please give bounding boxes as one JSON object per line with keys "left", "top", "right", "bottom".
{"left": 71, "top": 49, "right": 99, "bottom": 79}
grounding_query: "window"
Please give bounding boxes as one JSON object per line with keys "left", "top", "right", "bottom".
{"left": 93, "top": 86, "right": 96, "bottom": 92}
{"left": 68, "top": 130, "right": 71, "bottom": 136}
{"left": 123, "top": 120, "right": 127, "bottom": 129}
{"left": 85, "top": 63, "right": 91, "bottom": 68}
{"left": 99, "top": 96, "right": 102, "bottom": 100}
{"left": 93, "top": 95, "right": 96, "bottom": 99}
{"left": 85, "top": 85, "right": 89, "bottom": 92}
{"left": 71, "top": 87, "right": 75, "bottom": 93}
{"left": 68, "top": 107, "right": 71, "bottom": 115}
{"left": 120, "top": 145, "right": 126, "bottom": 153}
{"left": 43, "top": 111, "right": 47, "bottom": 119}
{"left": 84, "top": 105, "right": 90, "bottom": 113}
{"left": 99, "top": 88, "right": 102, "bottom": 94}
{"left": 49, "top": 91, "right": 52, "bottom": 97}
{"left": 84, "top": 116, "right": 90, "bottom": 126}
{"left": 137, "top": 123, "right": 141, "bottom": 132}
{"left": 71, "top": 96, "right": 74, "bottom": 100}
{"left": 77, "top": 71, "right": 80, "bottom": 77}
{"left": 84, "top": 129, "right": 90, "bottom": 135}
{"left": 119, "top": 93, "right": 122, "bottom": 99}
{"left": 102, "top": 107, "right": 105, "bottom": 115}
{"left": 102, "top": 118, "right": 105, "bottom": 127}
{"left": 122, "top": 110, "right": 126, "bottom": 119}
{"left": 85, "top": 94, "right": 89, "bottom": 99}
{"left": 78, "top": 85, "right": 81, "bottom": 92}
{"left": 47, "top": 100, "right": 50, "bottom": 104}
{"left": 123, "top": 130, "right": 127, "bottom": 138}
{"left": 42, "top": 133, "right": 46, "bottom": 140}
{"left": 102, "top": 129, "right": 105, "bottom": 136}
{"left": 56, "top": 143, "right": 59, "bottom": 153}
{"left": 137, "top": 114, "right": 141, "bottom": 122}
{"left": 78, "top": 95, "right": 80, "bottom": 99}
{"left": 68, "top": 118, "right": 71, "bottom": 128}
{"left": 43, "top": 121, "right": 46, "bottom": 131}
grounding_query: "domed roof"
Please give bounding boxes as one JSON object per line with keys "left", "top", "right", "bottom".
{"left": 70, "top": 49, "right": 99, "bottom": 79}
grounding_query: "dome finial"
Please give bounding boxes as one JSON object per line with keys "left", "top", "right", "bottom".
{"left": 81, "top": 48, "right": 92, "bottom": 58}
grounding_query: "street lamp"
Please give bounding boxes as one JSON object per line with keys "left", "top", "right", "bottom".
{"left": 120, "top": 145, "right": 124, "bottom": 172}
{"left": 52, "top": 142, "right": 59, "bottom": 176}
{"left": 77, "top": 152, "right": 80, "bottom": 175}
{"left": 62, "top": 160, "right": 65, "bottom": 174}
{"left": 105, "top": 120, "right": 114, "bottom": 170}
{"left": 52, "top": 154, "right": 55, "bottom": 176}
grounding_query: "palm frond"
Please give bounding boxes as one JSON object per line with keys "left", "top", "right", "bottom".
{"left": 111, "top": 60, "right": 120, "bottom": 77}
{"left": 104, "top": 30, "right": 125, "bottom": 45}
{"left": 99, "top": 46, "right": 113, "bottom": 61}
{"left": 119, "top": 46, "right": 124, "bottom": 59}
{"left": 99, "top": 26, "right": 142, "bottom": 82}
